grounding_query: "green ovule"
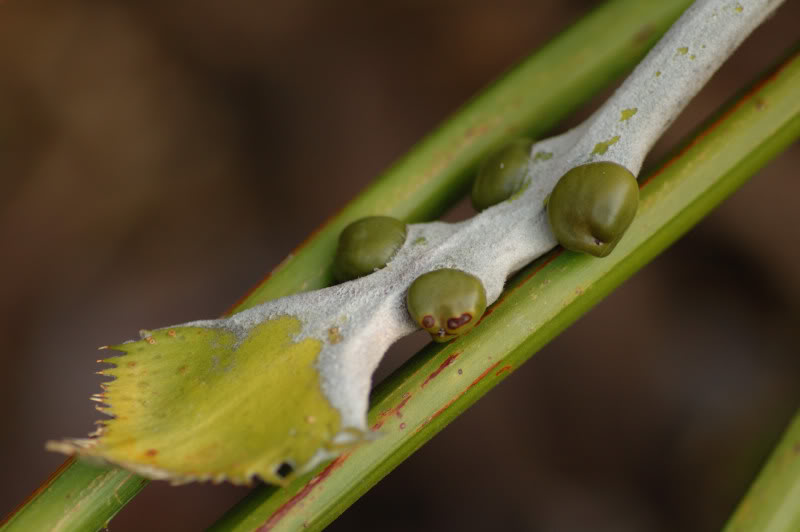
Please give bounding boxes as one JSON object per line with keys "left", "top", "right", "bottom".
{"left": 471, "top": 137, "right": 534, "bottom": 211}
{"left": 547, "top": 161, "right": 639, "bottom": 257}
{"left": 333, "top": 216, "right": 407, "bottom": 282}
{"left": 407, "top": 269, "right": 487, "bottom": 343}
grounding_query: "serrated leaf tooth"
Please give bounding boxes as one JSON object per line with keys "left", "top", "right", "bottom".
{"left": 96, "top": 359, "right": 121, "bottom": 370}
{"left": 45, "top": 439, "right": 94, "bottom": 454}
{"left": 106, "top": 344, "right": 129, "bottom": 354}
{"left": 170, "top": 476, "right": 194, "bottom": 486}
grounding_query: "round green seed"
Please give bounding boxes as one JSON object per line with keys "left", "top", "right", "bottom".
{"left": 547, "top": 161, "right": 639, "bottom": 257}
{"left": 471, "top": 137, "right": 534, "bottom": 211}
{"left": 407, "top": 269, "right": 487, "bottom": 343}
{"left": 333, "top": 216, "right": 407, "bottom": 282}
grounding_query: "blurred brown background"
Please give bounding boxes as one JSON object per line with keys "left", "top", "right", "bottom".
{"left": 1, "top": 1, "right": 799, "bottom": 530}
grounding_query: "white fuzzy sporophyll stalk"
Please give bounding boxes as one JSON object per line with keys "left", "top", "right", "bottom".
{"left": 47, "top": 0, "right": 785, "bottom": 485}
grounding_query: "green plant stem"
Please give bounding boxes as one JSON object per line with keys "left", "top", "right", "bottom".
{"left": 724, "top": 408, "right": 800, "bottom": 532}
{"left": 0, "top": 458, "right": 147, "bottom": 532}
{"left": 0, "top": 1, "right": 699, "bottom": 530}
{"left": 209, "top": 48, "right": 800, "bottom": 532}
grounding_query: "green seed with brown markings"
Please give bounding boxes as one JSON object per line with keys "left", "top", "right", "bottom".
{"left": 407, "top": 269, "right": 487, "bottom": 343}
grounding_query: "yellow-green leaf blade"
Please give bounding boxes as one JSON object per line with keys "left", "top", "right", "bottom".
{"left": 48, "top": 318, "right": 351, "bottom": 487}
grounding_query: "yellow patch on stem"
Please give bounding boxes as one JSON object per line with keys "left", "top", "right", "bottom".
{"left": 620, "top": 108, "right": 638, "bottom": 121}
{"left": 591, "top": 135, "right": 620, "bottom": 155}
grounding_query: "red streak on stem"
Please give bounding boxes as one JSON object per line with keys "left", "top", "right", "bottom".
{"left": 371, "top": 393, "right": 413, "bottom": 431}
{"left": 494, "top": 365, "right": 512, "bottom": 377}
{"left": 467, "top": 360, "right": 502, "bottom": 392}
{"left": 482, "top": 251, "right": 562, "bottom": 319}
{"left": 256, "top": 454, "right": 349, "bottom": 531}
{"left": 419, "top": 360, "right": 502, "bottom": 431}
{"left": 421, "top": 352, "right": 461, "bottom": 388}
{"left": 0, "top": 457, "right": 76, "bottom": 527}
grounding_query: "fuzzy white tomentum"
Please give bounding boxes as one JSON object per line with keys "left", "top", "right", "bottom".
{"left": 126, "top": 0, "right": 789, "bottom": 459}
